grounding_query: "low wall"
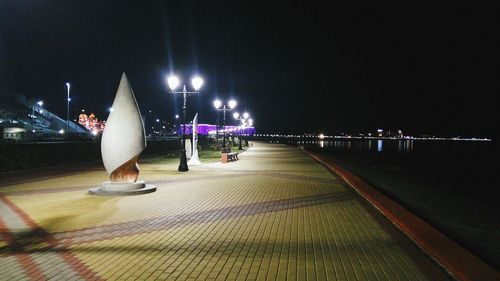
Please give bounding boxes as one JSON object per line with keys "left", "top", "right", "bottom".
{"left": 0, "top": 139, "right": 180, "bottom": 172}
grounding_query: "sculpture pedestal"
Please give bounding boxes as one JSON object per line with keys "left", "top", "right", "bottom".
{"left": 187, "top": 154, "right": 201, "bottom": 166}
{"left": 89, "top": 180, "right": 156, "bottom": 196}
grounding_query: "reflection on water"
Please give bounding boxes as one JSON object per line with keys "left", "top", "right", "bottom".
{"left": 302, "top": 139, "right": 409, "bottom": 153}
{"left": 300, "top": 139, "right": 494, "bottom": 156}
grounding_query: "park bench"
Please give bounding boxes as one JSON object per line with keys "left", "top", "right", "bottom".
{"left": 221, "top": 147, "right": 239, "bottom": 163}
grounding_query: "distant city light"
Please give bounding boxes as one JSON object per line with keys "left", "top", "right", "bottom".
{"left": 59, "top": 129, "right": 65, "bottom": 134}
{"left": 39, "top": 110, "right": 44, "bottom": 113}
{"left": 37, "top": 101, "right": 43, "bottom": 106}
{"left": 175, "top": 114, "right": 179, "bottom": 119}
{"left": 319, "top": 134, "right": 325, "bottom": 139}
{"left": 156, "top": 119, "right": 160, "bottom": 122}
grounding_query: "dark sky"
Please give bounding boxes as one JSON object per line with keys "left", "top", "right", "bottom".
{"left": 1, "top": 1, "right": 498, "bottom": 137}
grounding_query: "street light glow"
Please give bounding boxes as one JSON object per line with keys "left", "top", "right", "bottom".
{"left": 243, "top": 112, "right": 249, "bottom": 119}
{"left": 233, "top": 112, "right": 240, "bottom": 119}
{"left": 228, "top": 100, "right": 237, "bottom": 109}
{"left": 59, "top": 129, "right": 65, "bottom": 134}
{"left": 167, "top": 75, "right": 180, "bottom": 91}
{"left": 37, "top": 101, "right": 43, "bottom": 106}
{"left": 191, "top": 76, "right": 204, "bottom": 91}
{"left": 213, "top": 99, "right": 222, "bottom": 109}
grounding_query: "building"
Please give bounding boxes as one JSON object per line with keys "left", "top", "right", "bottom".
{"left": 78, "top": 110, "right": 105, "bottom": 133}
{"left": 3, "top": 127, "right": 27, "bottom": 140}
{"left": 177, "top": 124, "right": 256, "bottom": 136}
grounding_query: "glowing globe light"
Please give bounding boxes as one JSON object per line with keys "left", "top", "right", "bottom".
{"left": 228, "top": 99, "right": 237, "bottom": 109}
{"left": 167, "top": 75, "right": 180, "bottom": 91}
{"left": 191, "top": 76, "right": 204, "bottom": 91}
{"left": 243, "top": 112, "right": 249, "bottom": 119}
{"left": 233, "top": 112, "right": 240, "bottom": 119}
{"left": 213, "top": 99, "right": 222, "bottom": 109}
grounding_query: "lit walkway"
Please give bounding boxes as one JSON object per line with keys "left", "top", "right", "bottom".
{"left": 0, "top": 143, "right": 449, "bottom": 280}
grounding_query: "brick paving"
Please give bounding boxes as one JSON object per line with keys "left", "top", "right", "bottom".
{"left": 0, "top": 142, "right": 450, "bottom": 280}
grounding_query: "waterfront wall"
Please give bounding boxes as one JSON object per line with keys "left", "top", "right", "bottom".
{"left": 0, "top": 139, "right": 180, "bottom": 172}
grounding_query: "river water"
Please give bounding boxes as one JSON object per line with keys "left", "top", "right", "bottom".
{"left": 304, "top": 139, "right": 500, "bottom": 270}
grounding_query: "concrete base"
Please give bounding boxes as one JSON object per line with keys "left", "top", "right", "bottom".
{"left": 89, "top": 180, "right": 156, "bottom": 196}
{"left": 187, "top": 159, "right": 201, "bottom": 166}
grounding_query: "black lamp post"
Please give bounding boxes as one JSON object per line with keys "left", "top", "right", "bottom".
{"left": 213, "top": 99, "right": 237, "bottom": 150}
{"left": 167, "top": 75, "right": 204, "bottom": 172}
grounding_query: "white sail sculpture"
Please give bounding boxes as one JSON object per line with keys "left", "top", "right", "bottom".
{"left": 187, "top": 113, "right": 201, "bottom": 166}
{"left": 89, "top": 73, "right": 156, "bottom": 195}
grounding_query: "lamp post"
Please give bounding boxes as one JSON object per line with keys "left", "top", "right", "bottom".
{"left": 247, "top": 118, "right": 253, "bottom": 146}
{"left": 213, "top": 99, "right": 237, "bottom": 150}
{"left": 65, "top": 82, "right": 71, "bottom": 134}
{"left": 167, "top": 75, "right": 203, "bottom": 172}
{"left": 31, "top": 100, "right": 43, "bottom": 128}
{"left": 233, "top": 111, "right": 250, "bottom": 150}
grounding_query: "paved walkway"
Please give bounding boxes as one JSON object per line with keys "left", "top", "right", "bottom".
{"left": 0, "top": 143, "right": 449, "bottom": 280}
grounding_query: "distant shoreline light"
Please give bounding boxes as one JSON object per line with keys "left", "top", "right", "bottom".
{"left": 252, "top": 134, "right": 492, "bottom": 142}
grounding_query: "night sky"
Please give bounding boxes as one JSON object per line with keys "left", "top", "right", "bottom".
{"left": 1, "top": 1, "right": 498, "bottom": 137}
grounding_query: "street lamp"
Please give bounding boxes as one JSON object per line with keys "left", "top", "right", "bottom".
{"left": 214, "top": 99, "right": 237, "bottom": 150}
{"left": 31, "top": 100, "right": 44, "bottom": 127}
{"left": 233, "top": 111, "right": 250, "bottom": 150}
{"left": 167, "top": 74, "right": 203, "bottom": 172}
{"left": 65, "top": 82, "right": 71, "bottom": 134}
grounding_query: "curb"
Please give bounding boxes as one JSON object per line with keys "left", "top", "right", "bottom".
{"left": 304, "top": 149, "right": 500, "bottom": 281}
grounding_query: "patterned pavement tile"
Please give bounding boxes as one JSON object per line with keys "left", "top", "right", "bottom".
{"left": 0, "top": 143, "right": 450, "bottom": 280}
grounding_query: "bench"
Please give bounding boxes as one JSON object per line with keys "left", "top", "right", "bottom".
{"left": 221, "top": 147, "right": 239, "bottom": 163}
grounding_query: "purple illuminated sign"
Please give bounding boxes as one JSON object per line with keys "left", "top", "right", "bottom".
{"left": 177, "top": 124, "right": 255, "bottom": 135}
